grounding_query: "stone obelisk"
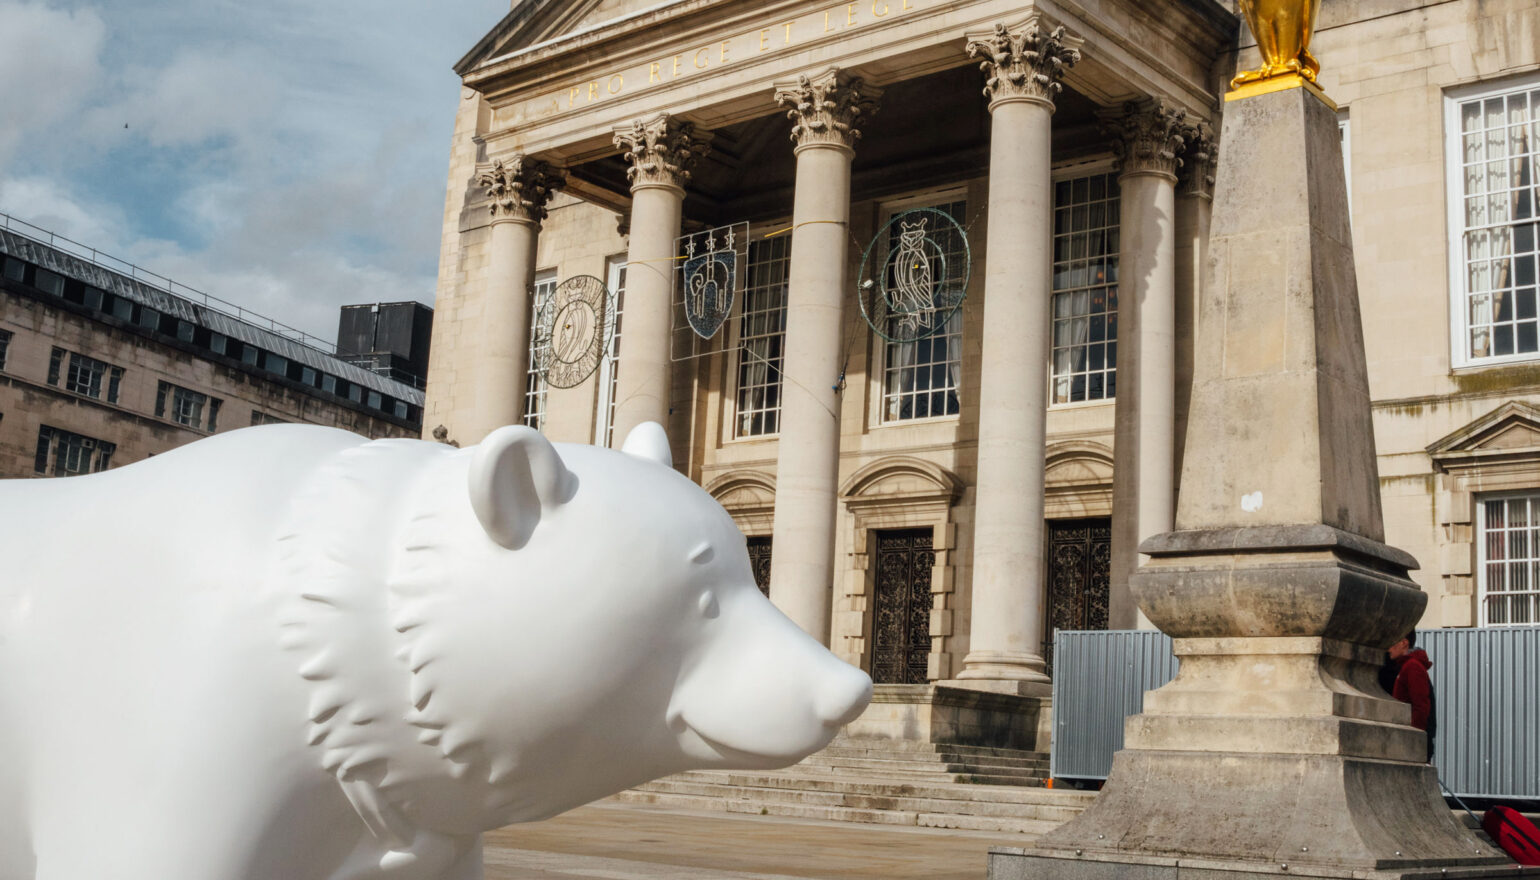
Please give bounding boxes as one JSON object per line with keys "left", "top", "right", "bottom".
{"left": 990, "top": 4, "right": 1531, "bottom": 878}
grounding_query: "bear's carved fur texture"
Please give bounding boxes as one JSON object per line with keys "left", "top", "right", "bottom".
{"left": 0, "top": 423, "right": 872, "bottom": 880}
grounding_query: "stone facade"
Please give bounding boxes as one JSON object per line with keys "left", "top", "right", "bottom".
{"left": 0, "top": 229, "right": 421, "bottom": 478}
{"left": 426, "top": 0, "right": 1540, "bottom": 692}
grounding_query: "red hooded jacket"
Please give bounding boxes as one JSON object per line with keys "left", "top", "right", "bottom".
{"left": 1392, "top": 648, "right": 1434, "bottom": 731}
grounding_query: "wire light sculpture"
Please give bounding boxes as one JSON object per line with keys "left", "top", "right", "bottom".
{"left": 532, "top": 274, "right": 614, "bottom": 388}
{"left": 857, "top": 207, "right": 970, "bottom": 343}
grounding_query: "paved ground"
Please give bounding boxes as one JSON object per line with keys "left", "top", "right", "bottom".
{"left": 484, "top": 801, "right": 1029, "bottom": 880}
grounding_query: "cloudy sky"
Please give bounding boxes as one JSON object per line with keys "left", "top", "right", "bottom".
{"left": 0, "top": 0, "right": 509, "bottom": 343}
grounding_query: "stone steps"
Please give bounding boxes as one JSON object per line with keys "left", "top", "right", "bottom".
{"left": 617, "top": 736, "right": 1093, "bottom": 835}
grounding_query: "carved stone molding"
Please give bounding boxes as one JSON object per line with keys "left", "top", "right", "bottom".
{"left": 1104, "top": 98, "right": 1192, "bottom": 180}
{"left": 476, "top": 156, "right": 565, "bottom": 224}
{"left": 612, "top": 114, "right": 711, "bottom": 193}
{"left": 964, "top": 20, "right": 1083, "bottom": 110}
{"left": 1178, "top": 121, "right": 1218, "bottom": 199}
{"left": 773, "top": 69, "right": 882, "bottom": 154}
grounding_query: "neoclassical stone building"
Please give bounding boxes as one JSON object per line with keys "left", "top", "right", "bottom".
{"left": 425, "top": 0, "right": 1540, "bottom": 708}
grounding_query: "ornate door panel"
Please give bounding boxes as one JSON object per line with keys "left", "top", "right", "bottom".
{"left": 1044, "top": 518, "right": 1112, "bottom": 675}
{"left": 871, "top": 528, "right": 935, "bottom": 685}
{"left": 747, "top": 536, "right": 772, "bottom": 596}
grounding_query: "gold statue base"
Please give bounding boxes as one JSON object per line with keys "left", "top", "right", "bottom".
{"left": 1226, "top": 72, "right": 1337, "bottom": 110}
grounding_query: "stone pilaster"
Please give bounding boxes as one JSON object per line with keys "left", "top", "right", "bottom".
{"left": 1174, "top": 123, "right": 1216, "bottom": 481}
{"left": 766, "top": 69, "right": 880, "bottom": 644}
{"left": 1106, "top": 98, "right": 1189, "bottom": 629}
{"left": 953, "top": 20, "right": 1079, "bottom": 693}
{"left": 464, "top": 156, "right": 564, "bottom": 445}
{"left": 609, "top": 115, "right": 710, "bottom": 449}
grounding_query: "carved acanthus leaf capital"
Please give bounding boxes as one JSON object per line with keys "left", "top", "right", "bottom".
{"left": 1179, "top": 122, "right": 1219, "bottom": 199}
{"left": 476, "top": 156, "right": 565, "bottom": 224}
{"left": 773, "top": 69, "right": 882, "bottom": 153}
{"left": 613, "top": 115, "right": 712, "bottom": 192}
{"left": 965, "top": 20, "right": 1083, "bottom": 109}
{"left": 1104, "top": 98, "right": 1192, "bottom": 180}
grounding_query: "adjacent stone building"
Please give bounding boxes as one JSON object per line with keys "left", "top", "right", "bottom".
{"left": 424, "top": 0, "right": 1540, "bottom": 709}
{"left": 0, "top": 217, "right": 426, "bottom": 478}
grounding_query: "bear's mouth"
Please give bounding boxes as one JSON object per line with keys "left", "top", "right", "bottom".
{"left": 668, "top": 708, "right": 816, "bottom": 769}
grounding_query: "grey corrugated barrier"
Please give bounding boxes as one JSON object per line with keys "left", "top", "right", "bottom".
{"left": 1049, "top": 629, "right": 1177, "bottom": 781}
{"left": 1050, "top": 626, "right": 1540, "bottom": 799}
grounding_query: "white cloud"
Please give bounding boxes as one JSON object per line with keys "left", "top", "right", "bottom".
{"left": 0, "top": 2, "right": 106, "bottom": 163}
{"left": 0, "top": 0, "right": 508, "bottom": 343}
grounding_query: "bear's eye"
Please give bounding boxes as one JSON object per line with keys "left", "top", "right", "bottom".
{"left": 698, "top": 590, "right": 720, "bottom": 620}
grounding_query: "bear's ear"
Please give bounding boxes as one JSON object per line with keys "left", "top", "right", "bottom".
{"left": 468, "top": 426, "right": 575, "bottom": 549}
{"left": 621, "top": 421, "right": 672, "bottom": 468}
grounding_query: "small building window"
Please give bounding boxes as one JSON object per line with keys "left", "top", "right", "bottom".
{"left": 264, "top": 352, "right": 288, "bottom": 375}
{"left": 321, "top": 374, "right": 337, "bottom": 394}
{"left": 251, "top": 410, "right": 288, "bottom": 426}
{"left": 108, "top": 296, "right": 134, "bottom": 322}
{"left": 735, "top": 236, "right": 789, "bottom": 437}
{"left": 48, "top": 347, "right": 124, "bottom": 404}
{"left": 1, "top": 257, "right": 25, "bottom": 282}
{"left": 524, "top": 270, "right": 558, "bottom": 430}
{"left": 35, "top": 425, "right": 116, "bottom": 476}
{"left": 0, "top": 329, "right": 11, "bottom": 371}
{"left": 33, "top": 268, "right": 64, "bottom": 296}
{"left": 156, "top": 381, "right": 219, "bottom": 431}
{"left": 1447, "top": 74, "right": 1540, "bottom": 366}
{"left": 1051, "top": 172, "right": 1120, "bottom": 405}
{"left": 367, "top": 390, "right": 383, "bottom": 410}
{"left": 1478, "top": 492, "right": 1540, "bottom": 625}
{"left": 881, "top": 197, "right": 967, "bottom": 423}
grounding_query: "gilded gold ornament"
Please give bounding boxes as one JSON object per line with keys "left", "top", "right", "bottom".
{"left": 1232, "top": 0, "right": 1322, "bottom": 88}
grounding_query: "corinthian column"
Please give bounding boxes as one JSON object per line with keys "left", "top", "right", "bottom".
{"left": 610, "top": 115, "right": 710, "bottom": 450}
{"left": 1174, "top": 125, "right": 1216, "bottom": 478}
{"left": 1105, "top": 98, "right": 1189, "bottom": 629}
{"left": 956, "top": 20, "right": 1081, "bottom": 692}
{"left": 767, "top": 69, "right": 880, "bottom": 644}
{"left": 469, "top": 156, "right": 564, "bottom": 445}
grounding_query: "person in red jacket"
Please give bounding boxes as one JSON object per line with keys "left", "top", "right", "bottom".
{"left": 1386, "top": 630, "right": 1437, "bottom": 762}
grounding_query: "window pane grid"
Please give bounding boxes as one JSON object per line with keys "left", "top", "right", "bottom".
{"left": 736, "top": 236, "right": 790, "bottom": 437}
{"left": 1480, "top": 494, "right": 1540, "bottom": 626}
{"left": 524, "top": 273, "right": 558, "bottom": 430}
{"left": 1458, "top": 87, "right": 1540, "bottom": 361}
{"left": 882, "top": 198, "right": 967, "bottom": 423}
{"left": 601, "top": 267, "right": 626, "bottom": 447}
{"left": 0, "top": 329, "right": 11, "bottom": 370}
{"left": 1052, "top": 172, "right": 1120, "bottom": 404}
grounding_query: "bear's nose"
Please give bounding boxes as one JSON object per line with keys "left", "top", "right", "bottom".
{"left": 815, "top": 661, "right": 873, "bottom": 728}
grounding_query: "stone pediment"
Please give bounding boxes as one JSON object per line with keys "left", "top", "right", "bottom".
{"left": 704, "top": 469, "right": 776, "bottom": 513}
{"left": 1427, "top": 400, "right": 1540, "bottom": 470}
{"left": 456, "top": 0, "right": 680, "bottom": 76}
{"left": 839, "top": 457, "right": 964, "bottom": 510}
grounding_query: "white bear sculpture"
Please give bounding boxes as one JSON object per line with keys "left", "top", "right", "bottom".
{"left": 0, "top": 422, "right": 872, "bottom": 880}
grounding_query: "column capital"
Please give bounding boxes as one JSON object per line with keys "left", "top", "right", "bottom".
{"left": 477, "top": 156, "right": 565, "bottom": 224}
{"left": 773, "top": 69, "right": 882, "bottom": 155}
{"left": 965, "top": 19, "right": 1083, "bottom": 111}
{"left": 1178, "top": 121, "right": 1218, "bottom": 200}
{"left": 613, "top": 114, "right": 712, "bottom": 194}
{"left": 1104, "top": 98, "right": 1191, "bottom": 181}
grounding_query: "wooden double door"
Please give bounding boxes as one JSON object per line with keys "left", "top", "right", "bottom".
{"left": 1044, "top": 517, "right": 1112, "bottom": 675}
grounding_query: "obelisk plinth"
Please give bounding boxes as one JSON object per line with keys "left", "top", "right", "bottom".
{"left": 989, "top": 8, "right": 1533, "bottom": 879}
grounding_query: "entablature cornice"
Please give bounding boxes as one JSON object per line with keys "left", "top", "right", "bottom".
{"left": 465, "top": 0, "right": 1236, "bottom": 163}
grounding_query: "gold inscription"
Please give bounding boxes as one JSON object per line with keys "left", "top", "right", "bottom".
{"left": 873, "top": 0, "right": 887, "bottom": 15}
{"left": 720, "top": 40, "right": 731, "bottom": 62}
{"left": 588, "top": 81, "right": 599, "bottom": 100}
{"left": 672, "top": 54, "right": 683, "bottom": 76}
{"left": 846, "top": 3, "right": 857, "bottom": 25}
{"left": 823, "top": 10, "right": 834, "bottom": 31}
{"left": 783, "top": 20, "right": 795, "bottom": 43}
{"left": 649, "top": 62, "right": 661, "bottom": 82}
{"left": 759, "top": 28, "right": 770, "bottom": 50}
{"left": 694, "top": 47, "right": 709, "bottom": 68}
{"left": 569, "top": 86, "right": 580, "bottom": 107}
{"left": 608, "top": 74, "right": 624, "bottom": 94}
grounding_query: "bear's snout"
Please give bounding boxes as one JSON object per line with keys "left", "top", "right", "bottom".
{"left": 815, "top": 661, "right": 873, "bottom": 728}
